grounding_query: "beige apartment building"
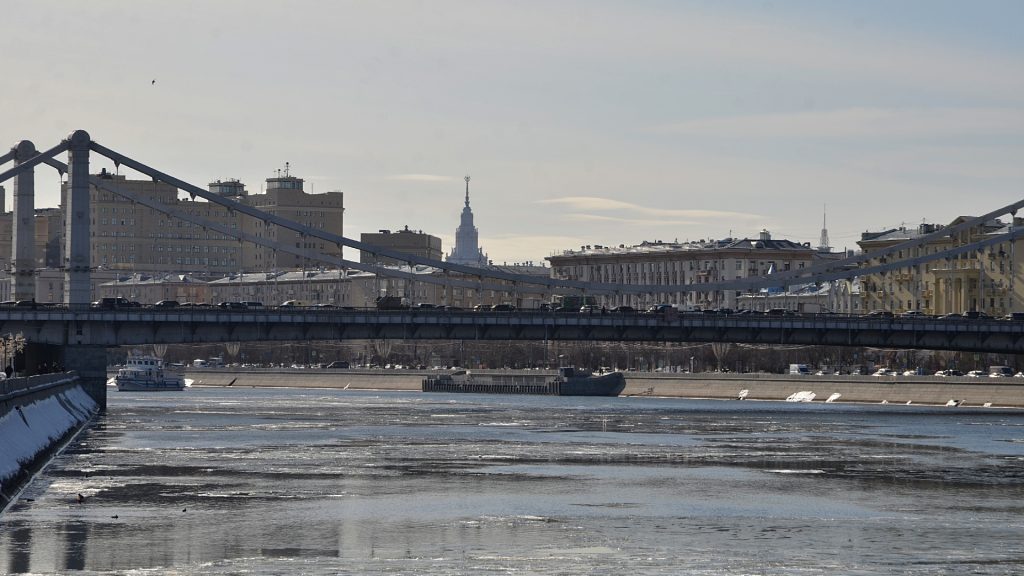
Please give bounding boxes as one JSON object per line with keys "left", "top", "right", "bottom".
{"left": 857, "top": 217, "right": 1024, "bottom": 315}
{"left": 55, "top": 168, "right": 343, "bottom": 277}
{"left": 240, "top": 171, "right": 344, "bottom": 272}
{"left": 546, "top": 230, "right": 819, "bottom": 310}
{"left": 360, "top": 226, "right": 442, "bottom": 265}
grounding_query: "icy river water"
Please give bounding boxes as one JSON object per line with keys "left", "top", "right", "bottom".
{"left": 2, "top": 386, "right": 1024, "bottom": 574}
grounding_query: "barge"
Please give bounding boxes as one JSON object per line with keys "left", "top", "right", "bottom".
{"left": 422, "top": 367, "right": 626, "bottom": 396}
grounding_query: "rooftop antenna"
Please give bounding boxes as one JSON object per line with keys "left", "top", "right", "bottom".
{"left": 464, "top": 175, "right": 471, "bottom": 208}
{"left": 818, "top": 204, "right": 831, "bottom": 252}
{"left": 285, "top": 161, "right": 290, "bottom": 178}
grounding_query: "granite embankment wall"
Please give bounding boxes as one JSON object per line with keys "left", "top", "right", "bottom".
{"left": 1, "top": 374, "right": 99, "bottom": 512}
{"left": 188, "top": 368, "right": 1024, "bottom": 408}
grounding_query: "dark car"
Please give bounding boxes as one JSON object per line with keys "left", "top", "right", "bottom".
{"left": 91, "top": 297, "right": 133, "bottom": 309}
{"left": 241, "top": 301, "right": 264, "bottom": 308}
{"left": 218, "top": 301, "right": 247, "bottom": 310}
{"left": 864, "top": 310, "right": 894, "bottom": 318}
{"left": 153, "top": 300, "right": 180, "bottom": 308}
{"left": 611, "top": 305, "right": 636, "bottom": 314}
{"left": 492, "top": 304, "right": 516, "bottom": 312}
{"left": 326, "top": 361, "right": 350, "bottom": 369}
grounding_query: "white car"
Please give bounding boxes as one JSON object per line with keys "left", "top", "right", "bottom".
{"left": 966, "top": 370, "right": 986, "bottom": 378}
{"left": 872, "top": 368, "right": 895, "bottom": 376}
{"left": 902, "top": 370, "right": 917, "bottom": 376}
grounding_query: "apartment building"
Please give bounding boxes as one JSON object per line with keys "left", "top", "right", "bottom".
{"left": 546, "top": 230, "right": 818, "bottom": 310}
{"left": 53, "top": 168, "right": 344, "bottom": 276}
{"left": 360, "top": 226, "right": 442, "bottom": 265}
{"left": 857, "top": 217, "right": 1024, "bottom": 315}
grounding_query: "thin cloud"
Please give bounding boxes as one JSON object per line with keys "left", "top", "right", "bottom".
{"left": 657, "top": 107, "right": 1024, "bottom": 140}
{"left": 538, "top": 196, "right": 762, "bottom": 221}
{"left": 385, "top": 174, "right": 458, "bottom": 182}
{"left": 566, "top": 213, "right": 700, "bottom": 227}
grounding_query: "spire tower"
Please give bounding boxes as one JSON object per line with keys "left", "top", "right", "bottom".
{"left": 447, "top": 173, "right": 489, "bottom": 266}
{"left": 818, "top": 204, "right": 831, "bottom": 253}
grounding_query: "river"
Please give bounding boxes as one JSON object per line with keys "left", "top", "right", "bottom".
{"left": 2, "top": 385, "right": 1023, "bottom": 574}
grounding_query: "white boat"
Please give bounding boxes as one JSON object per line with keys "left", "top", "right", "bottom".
{"left": 115, "top": 355, "right": 187, "bottom": 391}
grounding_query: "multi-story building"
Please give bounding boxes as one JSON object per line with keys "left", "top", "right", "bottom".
{"left": 360, "top": 226, "right": 442, "bottom": 265}
{"left": 0, "top": 268, "right": 122, "bottom": 303}
{"left": 240, "top": 168, "right": 344, "bottom": 272}
{"left": 546, "top": 230, "right": 818, "bottom": 310}
{"left": 857, "top": 218, "right": 1024, "bottom": 315}
{"left": 96, "top": 273, "right": 211, "bottom": 304}
{"left": 446, "top": 176, "right": 489, "bottom": 266}
{"left": 736, "top": 280, "right": 861, "bottom": 314}
{"left": 55, "top": 167, "right": 344, "bottom": 277}
{"left": 208, "top": 270, "right": 378, "bottom": 307}
{"left": 0, "top": 207, "right": 70, "bottom": 274}
{"left": 173, "top": 264, "right": 550, "bottom": 309}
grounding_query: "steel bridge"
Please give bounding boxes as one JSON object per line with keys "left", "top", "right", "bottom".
{"left": 2, "top": 129, "right": 1024, "bottom": 405}
{"left": 3, "top": 306, "right": 1022, "bottom": 354}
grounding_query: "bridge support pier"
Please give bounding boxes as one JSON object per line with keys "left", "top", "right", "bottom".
{"left": 61, "top": 345, "right": 107, "bottom": 409}
{"left": 11, "top": 140, "right": 36, "bottom": 302}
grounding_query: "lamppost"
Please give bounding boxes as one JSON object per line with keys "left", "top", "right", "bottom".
{"left": 690, "top": 355, "right": 695, "bottom": 374}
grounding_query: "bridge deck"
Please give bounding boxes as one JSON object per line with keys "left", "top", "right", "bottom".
{"left": 3, "top": 307, "right": 1023, "bottom": 353}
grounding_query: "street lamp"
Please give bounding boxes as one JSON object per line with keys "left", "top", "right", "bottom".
{"left": 690, "top": 356, "right": 695, "bottom": 374}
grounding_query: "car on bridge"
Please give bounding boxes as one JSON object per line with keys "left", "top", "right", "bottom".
{"left": 91, "top": 297, "right": 139, "bottom": 309}
{"left": 153, "top": 300, "right": 180, "bottom": 308}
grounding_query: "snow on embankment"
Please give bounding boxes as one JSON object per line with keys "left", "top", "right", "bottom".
{"left": 1, "top": 382, "right": 98, "bottom": 503}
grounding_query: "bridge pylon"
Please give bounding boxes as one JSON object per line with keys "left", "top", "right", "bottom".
{"left": 64, "top": 130, "right": 92, "bottom": 308}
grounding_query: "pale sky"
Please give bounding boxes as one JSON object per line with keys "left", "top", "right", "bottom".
{"left": 2, "top": 1, "right": 1022, "bottom": 264}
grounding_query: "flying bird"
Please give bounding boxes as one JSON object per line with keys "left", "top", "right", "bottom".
{"left": 151, "top": 79, "right": 156, "bottom": 85}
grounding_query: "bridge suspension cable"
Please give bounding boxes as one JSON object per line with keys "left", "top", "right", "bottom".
{"left": 4, "top": 132, "right": 1023, "bottom": 296}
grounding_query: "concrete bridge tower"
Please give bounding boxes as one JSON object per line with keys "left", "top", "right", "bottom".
{"left": 11, "top": 140, "right": 36, "bottom": 301}
{"left": 64, "top": 130, "right": 92, "bottom": 307}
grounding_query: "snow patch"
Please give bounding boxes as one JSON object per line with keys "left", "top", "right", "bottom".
{"left": 0, "top": 384, "right": 98, "bottom": 484}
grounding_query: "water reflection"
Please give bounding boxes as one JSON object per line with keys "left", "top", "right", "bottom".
{"left": 61, "top": 520, "right": 88, "bottom": 571}
{"left": 6, "top": 523, "right": 30, "bottom": 574}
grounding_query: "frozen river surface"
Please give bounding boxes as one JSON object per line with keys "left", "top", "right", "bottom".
{"left": 2, "top": 386, "right": 1024, "bottom": 574}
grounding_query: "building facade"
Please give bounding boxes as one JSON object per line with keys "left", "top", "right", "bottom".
{"left": 360, "top": 226, "right": 442, "bottom": 265}
{"left": 55, "top": 167, "right": 344, "bottom": 277}
{"left": 446, "top": 176, "right": 489, "bottom": 266}
{"left": 857, "top": 218, "right": 1024, "bottom": 315}
{"left": 240, "top": 168, "right": 344, "bottom": 272}
{"left": 546, "top": 230, "right": 819, "bottom": 310}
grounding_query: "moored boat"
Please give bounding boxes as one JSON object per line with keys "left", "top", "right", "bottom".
{"left": 114, "top": 355, "right": 187, "bottom": 391}
{"left": 422, "top": 367, "right": 626, "bottom": 396}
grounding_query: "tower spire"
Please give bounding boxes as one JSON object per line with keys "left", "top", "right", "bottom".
{"left": 464, "top": 175, "right": 471, "bottom": 208}
{"left": 818, "top": 203, "right": 831, "bottom": 252}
